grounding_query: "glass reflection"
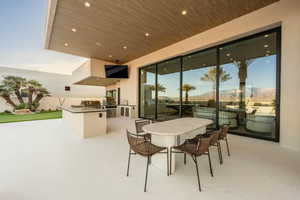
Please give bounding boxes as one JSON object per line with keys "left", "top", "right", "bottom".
{"left": 140, "top": 65, "right": 156, "bottom": 119}
{"left": 219, "top": 32, "right": 277, "bottom": 139}
{"left": 182, "top": 49, "right": 218, "bottom": 127}
{"left": 157, "top": 59, "right": 181, "bottom": 120}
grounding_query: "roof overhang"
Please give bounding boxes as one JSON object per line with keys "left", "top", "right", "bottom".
{"left": 44, "top": 0, "right": 279, "bottom": 63}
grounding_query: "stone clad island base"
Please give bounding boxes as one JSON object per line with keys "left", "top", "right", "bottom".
{"left": 61, "top": 107, "right": 107, "bottom": 139}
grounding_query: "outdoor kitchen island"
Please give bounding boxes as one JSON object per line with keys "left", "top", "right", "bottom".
{"left": 60, "top": 106, "right": 107, "bottom": 139}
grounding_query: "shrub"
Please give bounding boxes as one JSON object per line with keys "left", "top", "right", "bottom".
{"left": 15, "top": 103, "right": 28, "bottom": 110}
{"left": 207, "top": 99, "right": 216, "bottom": 107}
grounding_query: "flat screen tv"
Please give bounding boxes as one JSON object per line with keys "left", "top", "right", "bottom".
{"left": 105, "top": 65, "right": 129, "bottom": 78}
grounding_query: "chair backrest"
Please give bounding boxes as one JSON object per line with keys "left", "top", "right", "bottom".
{"left": 126, "top": 129, "right": 146, "bottom": 147}
{"left": 196, "top": 135, "right": 213, "bottom": 154}
{"left": 135, "top": 119, "right": 151, "bottom": 134}
{"left": 127, "top": 129, "right": 154, "bottom": 157}
{"left": 220, "top": 125, "right": 229, "bottom": 139}
{"left": 210, "top": 130, "right": 221, "bottom": 145}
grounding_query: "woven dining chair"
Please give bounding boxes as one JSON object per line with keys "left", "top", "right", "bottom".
{"left": 183, "top": 129, "right": 223, "bottom": 165}
{"left": 126, "top": 129, "right": 169, "bottom": 192}
{"left": 170, "top": 134, "right": 214, "bottom": 192}
{"left": 135, "top": 119, "right": 152, "bottom": 141}
{"left": 219, "top": 124, "right": 231, "bottom": 157}
{"left": 207, "top": 129, "right": 223, "bottom": 164}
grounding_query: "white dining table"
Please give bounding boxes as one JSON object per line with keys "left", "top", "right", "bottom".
{"left": 142, "top": 117, "right": 213, "bottom": 173}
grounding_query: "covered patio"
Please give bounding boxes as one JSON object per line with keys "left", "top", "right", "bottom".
{"left": 0, "top": 118, "right": 299, "bottom": 199}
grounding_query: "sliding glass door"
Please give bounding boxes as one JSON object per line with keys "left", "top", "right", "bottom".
{"left": 139, "top": 65, "right": 156, "bottom": 119}
{"left": 157, "top": 58, "right": 181, "bottom": 121}
{"left": 182, "top": 49, "right": 217, "bottom": 127}
{"left": 219, "top": 31, "right": 279, "bottom": 139}
{"left": 138, "top": 28, "right": 280, "bottom": 141}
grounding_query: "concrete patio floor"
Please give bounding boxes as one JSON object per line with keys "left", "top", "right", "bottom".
{"left": 0, "top": 118, "right": 299, "bottom": 200}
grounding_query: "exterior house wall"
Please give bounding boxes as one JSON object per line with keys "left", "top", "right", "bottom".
{"left": 0, "top": 66, "right": 105, "bottom": 112}
{"left": 113, "top": 0, "right": 300, "bottom": 151}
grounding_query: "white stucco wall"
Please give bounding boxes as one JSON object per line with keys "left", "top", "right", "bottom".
{"left": 115, "top": 0, "right": 300, "bottom": 151}
{"left": 0, "top": 66, "right": 105, "bottom": 111}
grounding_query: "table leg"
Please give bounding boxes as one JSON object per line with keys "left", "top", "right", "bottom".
{"left": 151, "top": 135, "right": 177, "bottom": 174}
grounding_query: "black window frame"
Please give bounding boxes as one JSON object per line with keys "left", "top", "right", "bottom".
{"left": 138, "top": 27, "right": 281, "bottom": 142}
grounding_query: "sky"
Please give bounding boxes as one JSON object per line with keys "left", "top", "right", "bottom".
{"left": 0, "top": 0, "right": 87, "bottom": 74}
{"left": 144, "top": 55, "right": 277, "bottom": 98}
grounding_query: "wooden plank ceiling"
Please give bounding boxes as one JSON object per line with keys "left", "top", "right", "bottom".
{"left": 47, "top": 0, "right": 278, "bottom": 63}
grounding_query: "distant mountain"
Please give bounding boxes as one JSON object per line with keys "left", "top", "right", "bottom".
{"left": 159, "top": 88, "right": 276, "bottom": 102}
{"left": 189, "top": 88, "right": 276, "bottom": 102}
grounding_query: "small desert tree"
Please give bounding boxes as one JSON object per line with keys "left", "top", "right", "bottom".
{"left": 0, "top": 85, "right": 17, "bottom": 108}
{"left": 22, "top": 80, "right": 43, "bottom": 110}
{"left": 201, "top": 68, "right": 231, "bottom": 98}
{"left": 182, "top": 84, "right": 196, "bottom": 103}
{"left": 32, "top": 87, "right": 50, "bottom": 110}
{"left": 149, "top": 83, "right": 166, "bottom": 93}
{"left": 0, "top": 76, "right": 50, "bottom": 111}
{"left": 2, "top": 76, "right": 26, "bottom": 104}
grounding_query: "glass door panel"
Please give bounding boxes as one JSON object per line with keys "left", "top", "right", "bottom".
{"left": 182, "top": 49, "right": 217, "bottom": 128}
{"left": 140, "top": 65, "right": 156, "bottom": 119}
{"left": 157, "top": 58, "right": 181, "bottom": 121}
{"left": 219, "top": 31, "right": 278, "bottom": 140}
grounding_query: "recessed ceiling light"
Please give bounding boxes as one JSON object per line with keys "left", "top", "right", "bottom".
{"left": 95, "top": 42, "right": 101, "bottom": 46}
{"left": 84, "top": 2, "right": 91, "bottom": 7}
{"left": 230, "top": 58, "right": 233, "bottom": 61}
{"left": 264, "top": 34, "right": 269, "bottom": 38}
{"left": 266, "top": 50, "right": 270, "bottom": 53}
{"left": 108, "top": 55, "right": 112, "bottom": 58}
{"left": 145, "top": 32, "right": 150, "bottom": 37}
{"left": 264, "top": 44, "right": 269, "bottom": 48}
{"left": 226, "top": 53, "right": 231, "bottom": 57}
{"left": 123, "top": 46, "right": 127, "bottom": 50}
{"left": 71, "top": 28, "right": 77, "bottom": 32}
{"left": 181, "top": 10, "right": 187, "bottom": 15}
{"left": 64, "top": 43, "right": 69, "bottom": 47}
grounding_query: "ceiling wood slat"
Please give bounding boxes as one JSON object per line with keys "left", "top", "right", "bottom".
{"left": 47, "top": 0, "right": 279, "bottom": 63}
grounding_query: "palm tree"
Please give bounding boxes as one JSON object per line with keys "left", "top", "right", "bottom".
{"left": 201, "top": 68, "right": 231, "bottom": 97}
{"left": 22, "top": 80, "right": 42, "bottom": 110}
{"left": 233, "top": 60, "right": 254, "bottom": 110}
{"left": 2, "top": 76, "right": 26, "bottom": 104}
{"left": 149, "top": 83, "right": 166, "bottom": 93}
{"left": 0, "top": 85, "right": 17, "bottom": 108}
{"left": 32, "top": 87, "right": 50, "bottom": 110}
{"left": 182, "top": 84, "right": 196, "bottom": 103}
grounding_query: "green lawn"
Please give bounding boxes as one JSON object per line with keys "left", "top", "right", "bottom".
{"left": 0, "top": 111, "right": 62, "bottom": 123}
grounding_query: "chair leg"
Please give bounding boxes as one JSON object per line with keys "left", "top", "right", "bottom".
{"left": 126, "top": 148, "right": 131, "bottom": 176}
{"left": 170, "top": 148, "right": 172, "bottom": 175}
{"left": 184, "top": 153, "right": 187, "bottom": 165}
{"left": 217, "top": 142, "right": 223, "bottom": 165}
{"left": 208, "top": 148, "right": 213, "bottom": 177}
{"left": 192, "top": 155, "right": 201, "bottom": 192}
{"left": 167, "top": 149, "right": 169, "bottom": 176}
{"left": 144, "top": 156, "right": 150, "bottom": 192}
{"left": 225, "top": 138, "right": 230, "bottom": 156}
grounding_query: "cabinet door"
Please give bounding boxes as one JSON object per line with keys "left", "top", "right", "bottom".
{"left": 121, "top": 107, "right": 124, "bottom": 116}
{"left": 125, "top": 108, "right": 129, "bottom": 117}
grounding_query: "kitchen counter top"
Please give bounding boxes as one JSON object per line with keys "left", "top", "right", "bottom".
{"left": 59, "top": 106, "right": 107, "bottom": 113}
